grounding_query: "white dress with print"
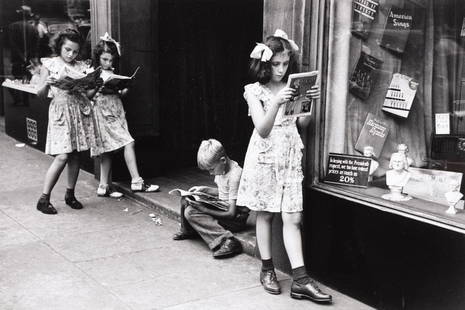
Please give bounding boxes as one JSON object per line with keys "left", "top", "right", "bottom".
{"left": 237, "top": 82, "right": 304, "bottom": 213}
{"left": 42, "top": 57, "right": 101, "bottom": 156}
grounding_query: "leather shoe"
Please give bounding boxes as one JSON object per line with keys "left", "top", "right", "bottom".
{"left": 290, "top": 279, "right": 332, "bottom": 303}
{"left": 260, "top": 269, "right": 281, "bottom": 295}
{"left": 172, "top": 231, "right": 196, "bottom": 240}
{"left": 37, "top": 200, "right": 57, "bottom": 215}
{"left": 65, "top": 197, "right": 83, "bottom": 209}
{"left": 212, "top": 237, "right": 242, "bottom": 259}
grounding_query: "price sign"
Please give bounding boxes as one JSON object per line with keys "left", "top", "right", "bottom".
{"left": 324, "top": 153, "right": 372, "bottom": 188}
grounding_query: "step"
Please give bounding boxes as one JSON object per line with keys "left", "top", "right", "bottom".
{"left": 113, "top": 169, "right": 258, "bottom": 257}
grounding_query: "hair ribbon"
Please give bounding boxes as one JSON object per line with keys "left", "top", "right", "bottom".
{"left": 273, "top": 29, "right": 299, "bottom": 51}
{"left": 250, "top": 43, "right": 273, "bottom": 62}
{"left": 100, "top": 32, "right": 121, "bottom": 56}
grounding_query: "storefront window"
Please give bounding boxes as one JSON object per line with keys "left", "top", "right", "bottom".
{"left": 316, "top": 0, "right": 465, "bottom": 230}
{"left": 3, "top": 0, "right": 91, "bottom": 81}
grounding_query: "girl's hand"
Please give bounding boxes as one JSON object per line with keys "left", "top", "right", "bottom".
{"left": 273, "top": 87, "right": 296, "bottom": 106}
{"left": 305, "top": 85, "right": 320, "bottom": 100}
{"left": 45, "top": 76, "right": 57, "bottom": 86}
{"left": 119, "top": 88, "right": 129, "bottom": 97}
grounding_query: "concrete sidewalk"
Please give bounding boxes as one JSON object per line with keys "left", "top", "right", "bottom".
{"left": 0, "top": 125, "right": 373, "bottom": 309}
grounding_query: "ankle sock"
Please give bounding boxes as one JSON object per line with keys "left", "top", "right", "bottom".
{"left": 39, "top": 193, "right": 50, "bottom": 202}
{"left": 65, "top": 188, "right": 75, "bottom": 200}
{"left": 292, "top": 266, "right": 311, "bottom": 285}
{"left": 261, "top": 258, "right": 274, "bottom": 272}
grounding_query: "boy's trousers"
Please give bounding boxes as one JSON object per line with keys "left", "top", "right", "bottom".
{"left": 180, "top": 197, "right": 249, "bottom": 250}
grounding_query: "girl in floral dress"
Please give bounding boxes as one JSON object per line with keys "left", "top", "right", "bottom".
{"left": 87, "top": 33, "right": 158, "bottom": 197}
{"left": 36, "top": 29, "right": 101, "bottom": 215}
{"left": 236, "top": 30, "right": 331, "bottom": 303}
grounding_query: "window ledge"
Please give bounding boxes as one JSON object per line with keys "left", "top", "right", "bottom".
{"left": 310, "top": 182, "right": 465, "bottom": 234}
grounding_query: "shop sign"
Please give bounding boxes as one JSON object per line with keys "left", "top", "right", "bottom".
{"left": 325, "top": 153, "right": 372, "bottom": 188}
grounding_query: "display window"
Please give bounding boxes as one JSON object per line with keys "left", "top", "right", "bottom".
{"left": 2, "top": 0, "right": 91, "bottom": 82}
{"left": 314, "top": 0, "right": 465, "bottom": 231}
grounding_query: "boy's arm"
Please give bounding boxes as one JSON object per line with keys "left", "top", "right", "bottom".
{"left": 190, "top": 199, "right": 237, "bottom": 219}
{"left": 189, "top": 186, "right": 218, "bottom": 196}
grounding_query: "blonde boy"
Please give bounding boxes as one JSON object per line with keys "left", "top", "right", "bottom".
{"left": 172, "top": 139, "right": 249, "bottom": 259}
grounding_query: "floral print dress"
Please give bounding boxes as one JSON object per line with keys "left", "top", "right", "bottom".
{"left": 42, "top": 57, "right": 101, "bottom": 157}
{"left": 92, "top": 69, "right": 134, "bottom": 154}
{"left": 237, "top": 82, "right": 305, "bottom": 213}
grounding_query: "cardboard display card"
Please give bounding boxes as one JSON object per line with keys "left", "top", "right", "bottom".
{"left": 382, "top": 73, "right": 418, "bottom": 118}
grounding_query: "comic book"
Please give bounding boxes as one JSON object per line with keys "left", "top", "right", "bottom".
{"left": 283, "top": 71, "right": 319, "bottom": 118}
{"left": 101, "top": 66, "right": 140, "bottom": 90}
{"left": 168, "top": 188, "right": 229, "bottom": 212}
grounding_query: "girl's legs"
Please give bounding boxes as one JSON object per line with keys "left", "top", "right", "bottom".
{"left": 256, "top": 211, "right": 274, "bottom": 260}
{"left": 124, "top": 142, "right": 159, "bottom": 192}
{"left": 37, "top": 153, "right": 69, "bottom": 214}
{"left": 281, "top": 212, "right": 304, "bottom": 268}
{"left": 99, "top": 153, "right": 112, "bottom": 186}
{"left": 66, "top": 152, "right": 80, "bottom": 190}
{"left": 42, "top": 153, "right": 69, "bottom": 195}
{"left": 282, "top": 211, "right": 331, "bottom": 302}
{"left": 64, "top": 152, "right": 83, "bottom": 209}
{"left": 97, "top": 153, "right": 123, "bottom": 198}
{"left": 124, "top": 141, "right": 140, "bottom": 180}
{"left": 256, "top": 211, "right": 281, "bottom": 294}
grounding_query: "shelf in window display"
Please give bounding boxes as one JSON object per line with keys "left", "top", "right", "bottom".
{"left": 312, "top": 182, "right": 465, "bottom": 235}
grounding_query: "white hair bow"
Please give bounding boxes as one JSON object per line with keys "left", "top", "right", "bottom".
{"left": 273, "top": 29, "right": 299, "bottom": 51}
{"left": 100, "top": 32, "right": 121, "bottom": 56}
{"left": 250, "top": 43, "right": 273, "bottom": 62}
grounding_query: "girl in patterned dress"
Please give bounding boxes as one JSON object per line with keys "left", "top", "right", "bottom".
{"left": 36, "top": 29, "right": 101, "bottom": 215}
{"left": 87, "top": 33, "right": 158, "bottom": 197}
{"left": 236, "top": 30, "right": 331, "bottom": 303}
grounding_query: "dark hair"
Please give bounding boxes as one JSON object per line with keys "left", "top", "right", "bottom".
{"left": 248, "top": 36, "right": 298, "bottom": 84}
{"left": 49, "top": 29, "right": 83, "bottom": 55}
{"left": 92, "top": 40, "right": 120, "bottom": 70}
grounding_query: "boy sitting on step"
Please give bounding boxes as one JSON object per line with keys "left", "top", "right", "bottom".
{"left": 172, "top": 139, "right": 249, "bottom": 259}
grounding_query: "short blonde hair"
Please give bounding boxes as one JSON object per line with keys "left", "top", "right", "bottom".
{"left": 197, "top": 139, "right": 227, "bottom": 170}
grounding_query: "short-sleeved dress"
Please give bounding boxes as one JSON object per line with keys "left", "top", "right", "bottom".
{"left": 236, "top": 82, "right": 304, "bottom": 213}
{"left": 41, "top": 57, "right": 101, "bottom": 157}
{"left": 92, "top": 69, "right": 134, "bottom": 154}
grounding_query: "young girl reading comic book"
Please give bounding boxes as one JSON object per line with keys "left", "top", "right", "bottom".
{"left": 237, "top": 29, "right": 332, "bottom": 303}
{"left": 87, "top": 33, "right": 158, "bottom": 197}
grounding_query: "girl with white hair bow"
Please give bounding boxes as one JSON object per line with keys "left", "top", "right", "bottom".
{"left": 237, "top": 29, "right": 331, "bottom": 304}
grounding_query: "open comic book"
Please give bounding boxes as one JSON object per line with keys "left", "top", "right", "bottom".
{"left": 101, "top": 66, "right": 140, "bottom": 90}
{"left": 283, "top": 71, "right": 319, "bottom": 118}
{"left": 168, "top": 188, "right": 229, "bottom": 212}
{"left": 53, "top": 65, "right": 101, "bottom": 90}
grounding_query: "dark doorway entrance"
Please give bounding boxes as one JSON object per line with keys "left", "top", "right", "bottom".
{"left": 156, "top": 0, "right": 263, "bottom": 170}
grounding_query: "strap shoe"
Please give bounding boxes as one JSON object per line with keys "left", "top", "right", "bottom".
{"left": 260, "top": 269, "right": 281, "bottom": 295}
{"left": 37, "top": 200, "right": 57, "bottom": 215}
{"left": 65, "top": 196, "right": 83, "bottom": 209}
{"left": 290, "top": 279, "right": 332, "bottom": 303}
{"left": 131, "top": 178, "right": 159, "bottom": 192}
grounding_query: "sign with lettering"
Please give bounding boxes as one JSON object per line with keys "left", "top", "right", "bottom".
{"left": 325, "top": 153, "right": 372, "bottom": 188}
{"left": 403, "top": 168, "right": 463, "bottom": 206}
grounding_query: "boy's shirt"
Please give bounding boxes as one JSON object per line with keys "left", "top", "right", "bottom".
{"left": 214, "top": 160, "right": 242, "bottom": 202}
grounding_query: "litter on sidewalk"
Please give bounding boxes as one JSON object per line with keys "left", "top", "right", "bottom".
{"left": 149, "top": 213, "right": 162, "bottom": 225}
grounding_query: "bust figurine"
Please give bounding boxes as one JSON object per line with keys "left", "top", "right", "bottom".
{"left": 382, "top": 152, "right": 412, "bottom": 201}
{"left": 363, "top": 146, "right": 379, "bottom": 183}
{"left": 397, "top": 143, "right": 413, "bottom": 168}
